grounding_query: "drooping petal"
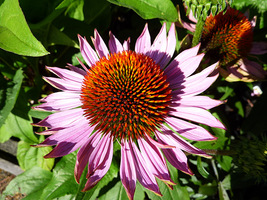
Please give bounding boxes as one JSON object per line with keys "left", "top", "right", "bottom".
{"left": 240, "top": 58, "right": 267, "bottom": 79}
{"left": 160, "top": 128, "right": 211, "bottom": 158}
{"left": 156, "top": 131, "right": 193, "bottom": 175}
{"left": 46, "top": 67, "right": 84, "bottom": 84}
{"left": 165, "top": 117, "right": 217, "bottom": 141}
{"left": 92, "top": 29, "right": 110, "bottom": 58}
{"left": 250, "top": 41, "right": 267, "bottom": 55}
{"left": 109, "top": 32, "right": 124, "bottom": 53}
{"left": 75, "top": 132, "right": 101, "bottom": 183}
{"left": 170, "top": 106, "right": 225, "bottom": 129}
{"left": 129, "top": 140, "right": 162, "bottom": 196}
{"left": 78, "top": 35, "right": 99, "bottom": 67}
{"left": 82, "top": 135, "right": 113, "bottom": 191}
{"left": 138, "top": 138, "right": 175, "bottom": 187}
{"left": 120, "top": 139, "right": 136, "bottom": 200}
{"left": 34, "top": 97, "right": 81, "bottom": 111}
{"left": 39, "top": 91, "right": 80, "bottom": 103}
{"left": 43, "top": 77, "right": 82, "bottom": 92}
{"left": 38, "top": 118, "right": 93, "bottom": 147}
{"left": 172, "top": 95, "right": 224, "bottom": 110}
{"left": 34, "top": 108, "right": 84, "bottom": 128}
{"left": 67, "top": 63, "right": 87, "bottom": 76}
{"left": 135, "top": 23, "right": 151, "bottom": 54}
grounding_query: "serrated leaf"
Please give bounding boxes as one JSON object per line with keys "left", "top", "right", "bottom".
{"left": 17, "top": 138, "right": 54, "bottom": 171}
{"left": 0, "top": 68, "right": 23, "bottom": 128}
{"left": 2, "top": 166, "right": 53, "bottom": 198}
{"left": 0, "top": 0, "right": 49, "bottom": 56}
{"left": 107, "top": 0, "right": 178, "bottom": 21}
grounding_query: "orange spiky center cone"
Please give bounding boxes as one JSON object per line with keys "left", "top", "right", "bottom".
{"left": 81, "top": 51, "right": 172, "bottom": 140}
{"left": 201, "top": 8, "right": 253, "bottom": 66}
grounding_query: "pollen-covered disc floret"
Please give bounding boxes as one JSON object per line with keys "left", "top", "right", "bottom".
{"left": 201, "top": 7, "right": 253, "bottom": 66}
{"left": 81, "top": 51, "right": 172, "bottom": 140}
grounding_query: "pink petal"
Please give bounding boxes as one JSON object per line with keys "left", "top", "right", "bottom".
{"left": 165, "top": 117, "right": 217, "bottom": 141}
{"left": 160, "top": 128, "right": 211, "bottom": 158}
{"left": 129, "top": 140, "right": 162, "bottom": 196}
{"left": 147, "top": 23, "right": 167, "bottom": 65}
{"left": 172, "top": 43, "right": 200, "bottom": 64}
{"left": 134, "top": 23, "right": 151, "bottom": 54}
{"left": 67, "top": 63, "right": 87, "bottom": 76}
{"left": 43, "top": 77, "right": 82, "bottom": 92}
{"left": 138, "top": 138, "right": 175, "bottom": 186}
{"left": 34, "top": 108, "right": 84, "bottom": 128}
{"left": 75, "top": 132, "right": 101, "bottom": 183}
{"left": 78, "top": 35, "right": 99, "bottom": 67}
{"left": 170, "top": 106, "right": 225, "bottom": 129}
{"left": 240, "top": 58, "right": 267, "bottom": 79}
{"left": 34, "top": 97, "right": 81, "bottom": 111}
{"left": 123, "top": 38, "right": 130, "bottom": 51}
{"left": 173, "top": 95, "right": 224, "bottom": 110}
{"left": 159, "top": 23, "right": 176, "bottom": 68}
{"left": 166, "top": 54, "right": 205, "bottom": 84}
{"left": 108, "top": 32, "right": 123, "bottom": 54}
{"left": 156, "top": 131, "right": 193, "bottom": 175}
{"left": 145, "top": 134, "right": 175, "bottom": 149}
{"left": 46, "top": 67, "right": 84, "bottom": 83}
{"left": 39, "top": 119, "right": 92, "bottom": 147}
{"left": 83, "top": 135, "right": 113, "bottom": 191}
{"left": 39, "top": 91, "right": 80, "bottom": 103}
{"left": 92, "top": 29, "right": 109, "bottom": 58}
{"left": 250, "top": 42, "right": 267, "bottom": 55}
{"left": 120, "top": 139, "right": 136, "bottom": 200}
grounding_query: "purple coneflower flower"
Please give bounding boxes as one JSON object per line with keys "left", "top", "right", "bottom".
{"left": 33, "top": 23, "right": 225, "bottom": 199}
{"left": 177, "top": 7, "right": 267, "bottom": 82}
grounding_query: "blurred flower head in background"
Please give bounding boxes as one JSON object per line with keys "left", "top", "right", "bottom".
{"left": 33, "top": 23, "right": 225, "bottom": 200}
{"left": 177, "top": 6, "right": 267, "bottom": 82}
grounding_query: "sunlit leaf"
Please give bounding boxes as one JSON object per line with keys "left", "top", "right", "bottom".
{"left": 107, "top": 0, "right": 178, "bottom": 21}
{"left": 2, "top": 166, "right": 52, "bottom": 198}
{"left": 0, "top": 0, "right": 49, "bottom": 56}
{"left": 17, "top": 137, "right": 54, "bottom": 171}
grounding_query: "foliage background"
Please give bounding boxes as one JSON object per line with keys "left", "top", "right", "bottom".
{"left": 0, "top": 0, "right": 266, "bottom": 199}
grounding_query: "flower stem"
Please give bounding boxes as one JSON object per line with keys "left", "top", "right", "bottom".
{"left": 192, "top": 17, "right": 205, "bottom": 47}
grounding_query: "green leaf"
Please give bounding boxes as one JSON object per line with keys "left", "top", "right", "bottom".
{"left": 0, "top": 110, "right": 38, "bottom": 143}
{"left": 216, "top": 156, "right": 232, "bottom": 172}
{"left": 29, "top": 108, "right": 53, "bottom": 120}
{"left": 98, "top": 181, "right": 145, "bottom": 200}
{"left": 0, "top": 68, "right": 23, "bottom": 128}
{"left": 17, "top": 138, "right": 54, "bottom": 171}
{"left": 58, "top": 0, "right": 85, "bottom": 21}
{"left": 218, "top": 181, "right": 230, "bottom": 200}
{"left": 40, "top": 152, "right": 79, "bottom": 200}
{"left": 145, "top": 162, "right": 190, "bottom": 200}
{"left": 2, "top": 166, "right": 53, "bottom": 198}
{"left": 77, "top": 158, "right": 119, "bottom": 200}
{"left": 107, "top": 0, "right": 178, "bottom": 21}
{"left": 197, "top": 156, "right": 210, "bottom": 179}
{"left": 0, "top": 0, "right": 49, "bottom": 56}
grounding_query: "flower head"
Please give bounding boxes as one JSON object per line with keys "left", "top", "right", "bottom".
{"left": 33, "top": 23, "right": 224, "bottom": 199}
{"left": 178, "top": 7, "right": 267, "bottom": 82}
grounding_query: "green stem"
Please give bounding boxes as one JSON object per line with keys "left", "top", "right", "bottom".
{"left": 202, "top": 149, "right": 235, "bottom": 156}
{"left": 192, "top": 17, "right": 205, "bottom": 47}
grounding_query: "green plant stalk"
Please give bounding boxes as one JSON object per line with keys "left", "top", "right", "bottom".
{"left": 192, "top": 17, "right": 205, "bottom": 47}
